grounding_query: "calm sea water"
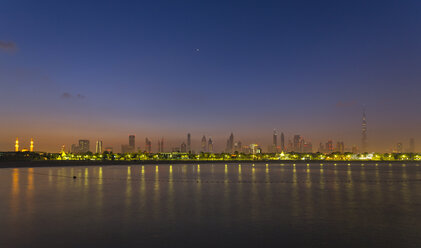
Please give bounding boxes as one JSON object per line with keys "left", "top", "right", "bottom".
{"left": 1, "top": 162, "right": 421, "bottom": 248}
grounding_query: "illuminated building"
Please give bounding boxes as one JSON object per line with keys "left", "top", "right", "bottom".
{"left": 105, "top": 147, "right": 113, "bottom": 153}
{"left": 187, "top": 133, "right": 191, "bottom": 153}
{"left": 15, "top": 138, "right": 19, "bottom": 152}
{"left": 60, "top": 145, "right": 65, "bottom": 153}
{"left": 208, "top": 138, "right": 213, "bottom": 153}
{"left": 280, "top": 132, "right": 285, "bottom": 152}
{"left": 362, "top": 108, "right": 368, "bottom": 152}
{"left": 201, "top": 135, "right": 207, "bottom": 152}
{"left": 78, "top": 140, "right": 90, "bottom": 153}
{"left": 249, "top": 144, "right": 259, "bottom": 154}
{"left": 30, "top": 138, "right": 34, "bottom": 152}
{"left": 352, "top": 145, "right": 358, "bottom": 154}
{"left": 96, "top": 140, "right": 103, "bottom": 153}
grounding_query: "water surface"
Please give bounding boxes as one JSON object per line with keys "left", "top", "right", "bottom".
{"left": 1, "top": 162, "right": 421, "bottom": 247}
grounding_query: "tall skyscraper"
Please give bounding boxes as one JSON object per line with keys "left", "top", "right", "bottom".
{"left": 325, "top": 140, "right": 333, "bottom": 153}
{"left": 79, "top": 140, "right": 90, "bottom": 153}
{"left": 201, "top": 135, "right": 207, "bottom": 152}
{"left": 208, "top": 138, "right": 213, "bottom": 153}
{"left": 272, "top": 129, "right": 278, "bottom": 152}
{"left": 409, "top": 138, "right": 415, "bottom": 153}
{"left": 280, "top": 132, "right": 285, "bottom": 152}
{"left": 158, "top": 138, "right": 164, "bottom": 153}
{"left": 226, "top": 133, "right": 234, "bottom": 153}
{"left": 29, "top": 138, "right": 34, "bottom": 152}
{"left": 362, "top": 108, "right": 367, "bottom": 152}
{"left": 129, "top": 135, "right": 135, "bottom": 149}
{"left": 145, "top": 138, "right": 152, "bottom": 153}
{"left": 187, "top": 133, "right": 191, "bottom": 153}
{"left": 15, "top": 137, "right": 19, "bottom": 152}
{"left": 96, "top": 140, "right": 103, "bottom": 153}
{"left": 293, "top": 135, "right": 301, "bottom": 152}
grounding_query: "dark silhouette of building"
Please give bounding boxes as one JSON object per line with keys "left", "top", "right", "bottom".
{"left": 280, "top": 132, "right": 285, "bottom": 152}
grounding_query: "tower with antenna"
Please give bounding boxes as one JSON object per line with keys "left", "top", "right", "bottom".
{"left": 361, "top": 107, "right": 367, "bottom": 153}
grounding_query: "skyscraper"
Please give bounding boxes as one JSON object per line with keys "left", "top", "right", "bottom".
{"left": 96, "top": 140, "right": 103, "bottom": 153}
{"left": 201, "top": 135, "right": 207, "bottom": 152}
{"left": 280, "top": 132, "right": 285, "bottom": 152}
{"left": 226, "top": 133, "right": 234, "bottom": 153}
{"left": 145, "top": 138, "right": 152, "bottom": 153}
{"left": 158, "top": 138, "right": 164, "bottom": 153}
{"left": 187, "top": 133, "right": 191, "bottom": 153}
{"left": 272, "top": 129, "right": 278, "bottom": 153}
{"left": 208, "top": 138, "right": 213, "bottom": 153}
{"left": 362, "top": 108, "right": 367, "bottom": 152}
{"left": 129, "top": 135, "right": 135, "bottom": 150}
{"left": 78, "top": 140, "right": 90, "bottom": 153}
{"left": 293, "top": 135, "right": 301, "bottom": 152}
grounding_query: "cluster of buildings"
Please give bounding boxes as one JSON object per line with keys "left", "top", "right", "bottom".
{"left": 11, "top": 110, "right": 418, "bottom": 155}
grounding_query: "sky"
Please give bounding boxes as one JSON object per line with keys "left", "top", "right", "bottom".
{"left": 1, "top": 0, "right": 421, "bottom": 153}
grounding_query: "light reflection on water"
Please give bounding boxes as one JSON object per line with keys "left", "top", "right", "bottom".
{"left": 1, "top": 163, "right": 421, "bottom": 247}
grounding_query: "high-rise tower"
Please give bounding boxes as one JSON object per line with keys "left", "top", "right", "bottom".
{"left": 272, "top": 129, "right": 278, "bottom": 152}
{"left": 15, "top": 138, "right": 19, "bottom": 152}
{"left": 280, "top": 132, "right": 285, "bottom": 152}
{"left": 208, "top": 138, "right": 213, "bottom": 153}
{"left": 30, "top": 138, "right": 34, "bottom": 152}
{"left": 201, "top": 135, "right": 207, "bottom": 152}
{"left": 96, "top": 140, "right": 103, "bottom": 153}
{"left": 187, "top": 133, "right": 191, "bottom": 153}
{"left": 129, "top": 135, "right": 135, "bottom": 150}
{"left": 362, "top": 108, "right": 367, "bottom": 152}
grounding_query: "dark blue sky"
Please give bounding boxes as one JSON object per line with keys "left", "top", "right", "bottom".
{"left": 1, "top": 0, "right": 421, "bottom": 152}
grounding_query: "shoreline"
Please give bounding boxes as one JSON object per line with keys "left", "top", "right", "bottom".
{"left": 0, "top": 160, "right": 417, "bottom": 169}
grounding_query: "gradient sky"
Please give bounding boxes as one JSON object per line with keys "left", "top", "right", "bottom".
{"left": 1, "top": 0, "right": 421, "bottom": 152}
